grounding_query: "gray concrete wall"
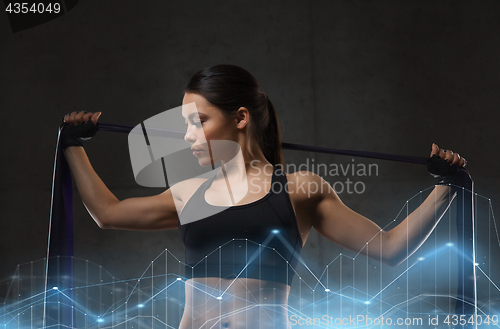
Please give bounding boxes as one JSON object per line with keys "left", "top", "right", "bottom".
{"left": 1, "top": 0, "right": 498, "bottom": 301}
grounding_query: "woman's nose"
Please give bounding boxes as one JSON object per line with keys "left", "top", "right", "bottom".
{"left": 184, "top": 126, "right": 196, "bottom": 144}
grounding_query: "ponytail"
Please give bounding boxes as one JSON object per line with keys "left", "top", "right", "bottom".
{"left": 261, "top": 98, "right": 283, "bottom": 166}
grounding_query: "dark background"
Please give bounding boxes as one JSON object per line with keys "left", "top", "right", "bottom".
{"left": 1, "top": 0, "right": 499, "bottom": 299}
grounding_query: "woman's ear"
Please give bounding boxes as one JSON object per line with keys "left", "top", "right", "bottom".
{"left": 235, "top": 107, "right": 250, "bottom": 129}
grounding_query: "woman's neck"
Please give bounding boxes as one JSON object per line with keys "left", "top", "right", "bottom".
{"left": 221, "top": 147, "right": 271, "bottom": 177}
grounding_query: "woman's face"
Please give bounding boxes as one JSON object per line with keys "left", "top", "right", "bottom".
{"left": 182, "top": 92, "right": 241, "bottom": 167}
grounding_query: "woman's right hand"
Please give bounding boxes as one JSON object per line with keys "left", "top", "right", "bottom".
{"left": 63, "top": 111, "right": 102, "bottom": 125}
{"left": 61, "top": 111, "right": 102, "bottom": 148}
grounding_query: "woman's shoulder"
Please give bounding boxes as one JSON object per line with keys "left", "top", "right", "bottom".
{"left": 285, "top": 170, "right": 323, "bottom": 183}
{"left": 284, "top": 170, "right": 333, "bottom": 202}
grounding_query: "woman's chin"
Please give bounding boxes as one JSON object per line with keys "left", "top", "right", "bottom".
{"left": 197, "top": 157, "right": 214, "bottom": 168}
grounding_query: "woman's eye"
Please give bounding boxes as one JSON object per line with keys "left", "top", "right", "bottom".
{"left": 184, "top": 121, "right": 204, "bottom": 127}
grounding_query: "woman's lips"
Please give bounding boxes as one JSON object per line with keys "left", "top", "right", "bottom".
{"left": 193, "top": 150, "right": 201, "bottom": 155}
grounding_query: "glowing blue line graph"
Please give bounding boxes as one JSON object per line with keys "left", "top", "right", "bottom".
{"left": 1, "top": 187, "right": 499, "bottom": 328}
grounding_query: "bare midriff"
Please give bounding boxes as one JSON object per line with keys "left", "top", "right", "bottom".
{"left": 179, "top": 277, "right": 292, "bottom": 329}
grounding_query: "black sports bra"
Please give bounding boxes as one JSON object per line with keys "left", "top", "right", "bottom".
{"left": 178, "top": 166, "right": 303, "bottom": 286}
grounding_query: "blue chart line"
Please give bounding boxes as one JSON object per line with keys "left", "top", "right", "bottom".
{"left": 1, "top": 188, "right": 499, "bottom": 328}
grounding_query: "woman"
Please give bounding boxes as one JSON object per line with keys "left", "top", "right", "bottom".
{"left": 62, "top": 64, "right": 466, "bottom": 329}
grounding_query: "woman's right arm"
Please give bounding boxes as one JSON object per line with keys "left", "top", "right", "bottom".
{"left": 62, "top": 111, "right": 180, "bottom": 231}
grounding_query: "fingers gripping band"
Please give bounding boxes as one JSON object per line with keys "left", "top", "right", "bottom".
{"left": 427, "top": 154, "right": 472, "bottom": 189}
{"left": 61, "top": 111, "right": 88, "bottom": 123}
{"left": 60, "top": 120, "right": 98, "bottom": 149}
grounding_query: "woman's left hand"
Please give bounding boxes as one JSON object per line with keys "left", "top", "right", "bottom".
{"left": 430, "top": 143, "right": 466, "bottom": 167}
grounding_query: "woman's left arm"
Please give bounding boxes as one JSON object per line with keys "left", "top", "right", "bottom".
{"left": 307, "top": 144, "right": 466, "bottom": 266}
